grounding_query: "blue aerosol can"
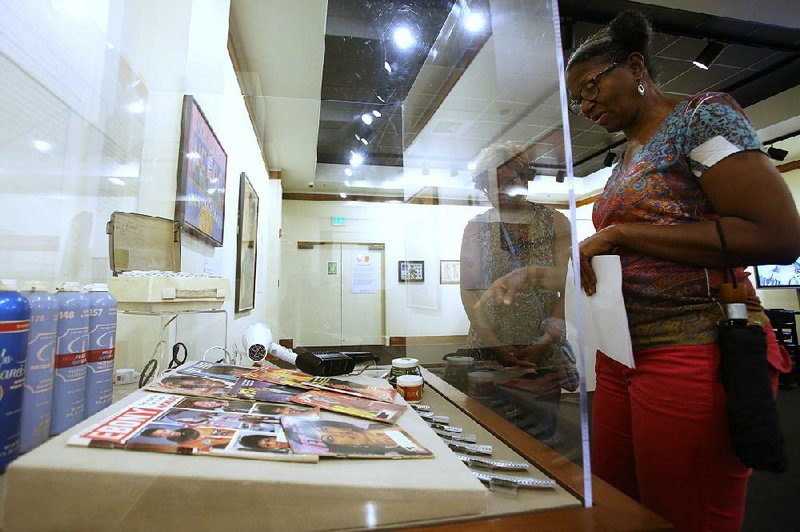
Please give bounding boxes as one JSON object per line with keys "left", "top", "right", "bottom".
{"left": 50, "top": 282, "right": 89, "bottom": 435}
{"left": 84, "top": 283, "right": 117, "bottom": 417}
{"left": 0, "top": 279, "right": 31, "bottom": 473}
{"left": 19, "top": 281, "right": 58, "bottom": 452}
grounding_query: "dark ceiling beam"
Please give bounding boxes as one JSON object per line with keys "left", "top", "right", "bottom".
{"left": 558, "top": 0, "right": 800, "bottom": 52}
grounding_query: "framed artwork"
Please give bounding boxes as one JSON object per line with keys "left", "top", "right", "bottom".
{"left": 398, "top": 260, "right": 424, "bottom": 283}
{"left": 439, "top": 260, "right": 460, "bottom": 284}
{"left": 175, "top": 95, "right": 228, "bottom": 247}
{"left": 235, "top": 172, "right": 259, "bottom": 312}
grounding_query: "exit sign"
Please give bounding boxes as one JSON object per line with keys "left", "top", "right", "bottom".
{"left": 331, "top": 216, "right": 345, "bottom": 226}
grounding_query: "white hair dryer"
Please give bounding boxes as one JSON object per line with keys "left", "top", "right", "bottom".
{"left": 242, "top": 323, "right": 355, "bottom": 376}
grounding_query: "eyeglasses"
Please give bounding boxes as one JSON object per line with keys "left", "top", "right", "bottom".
{"left": 568, "top": 62, "right": 619, "bottom": 116}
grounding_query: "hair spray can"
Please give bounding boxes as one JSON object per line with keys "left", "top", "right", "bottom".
{"left": 84, "top": 283, "right": 117, "bottom": 417}
{"left": 0, "top": 280, "right": 31, "bottom": 473}
{"left": 19, "top": 282, "right": 58, "bottom": 452}
{"left": 50, "top": 282, "right": 89, "bottom": 435}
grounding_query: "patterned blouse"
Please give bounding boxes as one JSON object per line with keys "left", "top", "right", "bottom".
{"left": 460, "top": 204, "right": 565, "bottom": 368}
{"left": 593, "top": 92, "right": 767, "bottom": 350}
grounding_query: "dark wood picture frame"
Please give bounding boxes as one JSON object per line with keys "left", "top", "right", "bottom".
{"left": 235, "top": 172, "right": 259, "bottom": 312}
{"left": 175, "top": 95, "right": 228, "bottom": 247}
{"left": 398, "top": 260, "right": 424, "bottom": 283}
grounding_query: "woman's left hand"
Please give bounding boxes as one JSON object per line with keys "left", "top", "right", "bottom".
{"left": 578, "top": 225, "right": 618, "bottom": 295}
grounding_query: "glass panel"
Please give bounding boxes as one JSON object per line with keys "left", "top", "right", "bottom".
{"left": 0, "top": 0, "right": 595, "bottom": 527}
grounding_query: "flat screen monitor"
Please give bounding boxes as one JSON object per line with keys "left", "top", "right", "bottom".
{"left": 753, "top": 259, "right": 800, "bottom": 289}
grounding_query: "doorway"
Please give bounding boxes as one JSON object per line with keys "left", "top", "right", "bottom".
{"left": 294, "top": 242, "right": 386, "bottom": 347}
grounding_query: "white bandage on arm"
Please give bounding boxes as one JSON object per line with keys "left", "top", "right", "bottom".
{"left": 688, "top": 135, "right": 743, "bottom": 177}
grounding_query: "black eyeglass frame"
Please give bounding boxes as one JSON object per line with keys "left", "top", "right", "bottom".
{"left": 568, "top": 62, "right": 620, "bottom": 116}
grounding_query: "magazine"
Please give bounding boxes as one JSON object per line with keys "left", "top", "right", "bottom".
{"left": 176, "top": 360, "right": 256, "bottom": 382}
{"left": 245, "top": 367, "right": 397, "bottom": 403}
{"left": 68, "top": 392, "right": 318, "bottom": 463}
{"left": 281, "top": 417, "right": 433, "bottom": 459}
{"left": 144, "top": 372, "right": 235, "bottom": 399}
{"left": 228, "top": 377, "right": 305, "bottom": 403}
{"left": 290, "top": 390, "right": 407, "bottom": 424}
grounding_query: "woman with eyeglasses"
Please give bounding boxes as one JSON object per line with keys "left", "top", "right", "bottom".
{"left": 564, "top": 11, "right": 800, "bottom": 531}
{"left": 458, "top": 142, "right": 573, "bottom": 447}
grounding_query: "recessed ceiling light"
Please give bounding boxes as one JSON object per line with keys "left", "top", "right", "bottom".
{"left": 339, "top": 192, "right": 348, "bottom": 199}
{"left": 32, "top": 140, "right": 52, "bottom": 153}
{"left": 464, "top": 13, "right": 485, "bottom": 32}
{"left": 107, "top": 177, "right": 125, "bottom": 186}
{"left": 344, "top": 168, "right": 353, "bottom": 177}
{"left": 692, "top": 40, "right": 724, "bottom": 70}
{"left": 393, "top": 27, "right": 415, "bottom": 50}
{"left": 384, "top": 61, "right": 393, "bottom": 73}
{"left": 361, "top": 113, "right": 374, "bottom": 125}
{"left": 350, "top": 152, "right": 364, "bottom": 167}
{"left": 360, "top": 137, "right": 368, "bottom": 145}
{"left": 372, "top": 110, "right": 381, "bottom": 118}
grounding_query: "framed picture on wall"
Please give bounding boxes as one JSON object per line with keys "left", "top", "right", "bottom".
{"left": 439, "top": 260, "right": 460, "bottom": 284}
{"left": 175, "top": 95, "right": 228, "bottom": 247}
{"left": 235, "top": 172, "right": 259, "bottom": 312}
{"left": 398, "top": 260, "right": 424, "bottom": 283}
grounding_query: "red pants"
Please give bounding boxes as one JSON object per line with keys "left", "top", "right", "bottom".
{"left": 591, "top": 328, "right": 785, "bottom": 532}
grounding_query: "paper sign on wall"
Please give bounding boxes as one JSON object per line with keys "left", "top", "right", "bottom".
{"left": 327, "top": 261, "right": 338, "bottom": 275}
{"left": 351, "top": 254, "right": 377, "bottom": 293}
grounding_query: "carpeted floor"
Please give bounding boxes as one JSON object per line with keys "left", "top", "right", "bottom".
{"left": 743, "top": 385, "right": 800, "bottom": 531}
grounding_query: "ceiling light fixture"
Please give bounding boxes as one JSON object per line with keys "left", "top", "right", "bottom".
{"left": 603, "top": 151, "right": 617, "bottom": 167}
{"left": 339, "top": 192, "right": 348, "bottom": 199}
{"left": 692, "top": 40, "right": 724, "bottom": 70}
{"left": 464, "top": 12, "right": 485, "bottom": 32}
{"left": 767, "top": 146, "right": 788, "bottom": 161}
{"left": 392, "top": 27, "right": 415, "bottom": 50}
{"left": 384, "top": 61, "right": 393, "bottom": 73}
{"left": 360, "top": 113, "right": 374, "bottom": 125}
{"left": 32, "top": 140, "right": 52, "bottom": 153}
{"left": 349, "top": 152, "right": 365, "bottom": 167}
{"left": 372, "top": 110, "right": 381, "bottom": 118}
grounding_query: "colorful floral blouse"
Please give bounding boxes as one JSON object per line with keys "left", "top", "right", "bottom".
{"left": 593, "top": 92, "right": 768, "bottom": 350}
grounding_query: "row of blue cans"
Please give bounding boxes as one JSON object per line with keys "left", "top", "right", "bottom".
{"left": 0, "top": 280, "right": 116, "bottom": 473}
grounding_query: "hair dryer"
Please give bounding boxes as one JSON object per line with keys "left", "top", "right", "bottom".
{"left": 242, "top": 323, "right": 355, "bottom": 376}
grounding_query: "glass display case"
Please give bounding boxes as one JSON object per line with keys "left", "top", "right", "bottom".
{"left": 0, "top": 0, "right": 668, "bottom": 529}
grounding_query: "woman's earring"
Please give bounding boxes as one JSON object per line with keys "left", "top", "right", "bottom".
{"left": 637, "top": 81, "right": 645, "bottom": 96}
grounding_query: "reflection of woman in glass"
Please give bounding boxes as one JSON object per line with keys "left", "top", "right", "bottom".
{"left": 459, "top": 142, "right": 573, "bottom": 444}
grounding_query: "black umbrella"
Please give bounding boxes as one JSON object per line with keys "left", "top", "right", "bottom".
{"left": 718, "top": 304, "right": 788, "bottom": 472}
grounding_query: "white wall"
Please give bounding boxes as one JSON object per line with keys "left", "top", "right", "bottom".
{"left": 0, "top": 0, "right": 279, "bottom": 371}
{"left": 279, "top": 200, "right": 485, "bottom": 344}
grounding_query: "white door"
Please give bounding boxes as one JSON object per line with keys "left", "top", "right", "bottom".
{"left": 295, "top": 242, "right": 385, "bottom": 347}
{"left": 341, "top": 243, "right": 384, "bottom": 345}
{"left": 295, "top": 243, "right": 342, "bottom": 346}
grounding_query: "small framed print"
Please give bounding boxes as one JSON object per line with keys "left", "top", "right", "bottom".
{"left": 398, "top": 260, "right": 424, "bottom": 283}
{"left": 439, "top": 260, "right": 460, "bottom": 284}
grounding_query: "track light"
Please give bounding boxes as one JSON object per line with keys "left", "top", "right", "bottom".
{"left": 603, "top": 151, "right": 617, "bottom": 167}
{"left": 767, "top": 146, "right": 788, "bottom": 161}
{"left": 556, "top": 170, "right": 566, "bottom": 183}
{"left": 693, "top": 41, "right": 724, "bottom": 70}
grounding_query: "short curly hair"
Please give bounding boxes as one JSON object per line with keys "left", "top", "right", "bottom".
{"left": 471, "top": 141, "right": 532, "bottom": 193}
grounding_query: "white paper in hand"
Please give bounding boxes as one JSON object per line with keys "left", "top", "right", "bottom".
{"left": 565, "top": 255, "right": 634, "bottom": 369}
